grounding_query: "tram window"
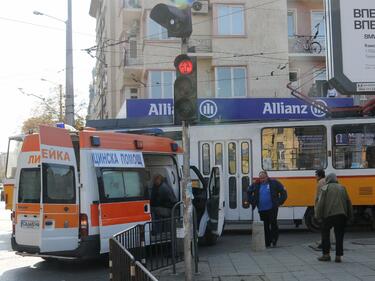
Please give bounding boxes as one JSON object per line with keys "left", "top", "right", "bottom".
{"left": 241, "top": 142, "right": 249, "bottom": 174}
{"left": 202, "top": 143, "right": 210, "bottom": 175}
{"left": 242, "top": 176, "right": 250, "bottom": 209}
{"left": 229, "top": 177, "right": 237, "bottom": 209}
{"left": 332, "top": 124, "right": 375, "bottom": 169}
{"left": 228, "top": 142, "right": 237, "bottom": 175}
{"left": 261, "top": 126, "right": 327, "bottom": 171}
{"left": 215, "top": 143, "right": 223, "bottom": 167}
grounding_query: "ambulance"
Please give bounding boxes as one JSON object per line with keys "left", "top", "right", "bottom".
{"left": 11, "top": 125, "right": 224, "bottom": 259}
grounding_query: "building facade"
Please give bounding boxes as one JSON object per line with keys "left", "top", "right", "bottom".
{"left": 88, "top": 0, "right": 356, "bottom": 120}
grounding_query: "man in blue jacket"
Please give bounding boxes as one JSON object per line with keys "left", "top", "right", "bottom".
{"left": 248, "top": 171, "right": 287, "bottom": 247}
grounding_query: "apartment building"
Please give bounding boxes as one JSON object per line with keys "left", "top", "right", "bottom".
{"left": 88, "top": 0, "right": 295, "bottom": 119}
{"left": 88, "top": 0, "right": 358, "bottom": 121}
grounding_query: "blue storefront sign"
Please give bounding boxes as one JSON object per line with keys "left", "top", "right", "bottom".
{"left": 126, "top": 98, "right": 354, "bottom": 122}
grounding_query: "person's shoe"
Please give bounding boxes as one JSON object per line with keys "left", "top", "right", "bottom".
{"left": 335, "top": 256, "right": 342, "bottom": 263}
{"left": 272, "top": 238, "right": 278, "bottom": 247}
{"left": 317, "top": 255, "right": 331, "bottom": 262}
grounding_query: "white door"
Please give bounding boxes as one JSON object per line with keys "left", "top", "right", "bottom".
{"left": 39, "top": 125, "right": 79, "bottom": 253}
{"left": 199, "top": 140, "right": 253, "bottom": 222}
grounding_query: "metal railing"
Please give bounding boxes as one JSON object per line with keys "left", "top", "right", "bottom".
{"left": 109, "top": 203, "right": 199, "bottom": 280}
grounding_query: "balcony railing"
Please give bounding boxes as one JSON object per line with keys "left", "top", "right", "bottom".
{"left": 289, "top": 35, "right": 326, "bottom": 55}
{"left": 188, "top": 36, "right": 212, "bottom": 53}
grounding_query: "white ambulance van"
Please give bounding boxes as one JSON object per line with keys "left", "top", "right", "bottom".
{"left": 11, "top": 125, "right": 224, "bottom": 259}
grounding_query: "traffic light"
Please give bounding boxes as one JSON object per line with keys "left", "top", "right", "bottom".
{"left": 174, "top": 54, "right": 197, "bottom": 124}
{"left": 150, "top": 3, "right": 192, "bottom": 38}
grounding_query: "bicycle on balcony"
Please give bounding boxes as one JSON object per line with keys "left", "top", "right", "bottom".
{"left": 292, "top": 23, "right": 322, "bottom": 54}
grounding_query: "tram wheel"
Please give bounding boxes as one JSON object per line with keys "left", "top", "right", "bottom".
{"left": 304, "top": 207, "right": 321, "bottom": 232}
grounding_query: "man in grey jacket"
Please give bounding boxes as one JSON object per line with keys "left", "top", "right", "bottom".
{"left": 315, "top": 173, "right": 353, "bottom": 263}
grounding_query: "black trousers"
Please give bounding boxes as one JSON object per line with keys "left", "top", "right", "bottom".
{"left": 259, "top": 208, "right": 279, "bottom": 246}
{"left": 321, "top": 214, "right": 347, "bottom": 256}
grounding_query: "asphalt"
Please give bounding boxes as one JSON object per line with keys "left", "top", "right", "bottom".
{"left": 154, "top": 229, "right": 375, "bottom": 281}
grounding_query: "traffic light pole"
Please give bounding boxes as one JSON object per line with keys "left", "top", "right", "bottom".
{"left": 181, "top": 38, "right": 193, "bottom": 281}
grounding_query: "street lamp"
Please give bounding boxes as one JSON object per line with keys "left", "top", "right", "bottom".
{"left": 33, "top": 0, "right": 74, "bottom": 126}
{"left": 41, "top": 78, "right": 64, "bottom": 122}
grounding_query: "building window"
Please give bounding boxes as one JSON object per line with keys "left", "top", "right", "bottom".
{"left": 148, "top": 71, "right": 175, "bottom": 98}
{"left": 215, "top": 67, "right": 247, "bottom": 98}
{"left": 217, "top": 5, "right": 245, "bottom": 36}
{"left": 289, "top": 71, "right": 299, "bottom": 88}
{"left": 288, "top": 10, "right": 296, "bottom": 37}
{"left": 147, "top": 16, "right": 168, "bottom": 40}
{"left": 311, "top": 11, "right": 325, "bottom": 38}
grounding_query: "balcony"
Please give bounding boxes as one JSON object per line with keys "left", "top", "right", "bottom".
{"left": 122, "top": 0, "right": 142, "bottom": 26}
{"left": 188, "top": 36, "right": 212, "bottom": 57}
{"left": 288, "top": 35, "right": 326, "bottom": 57}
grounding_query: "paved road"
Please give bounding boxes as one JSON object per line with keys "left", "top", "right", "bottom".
{"left": 0, "top": 202, "right": 109, "bottom": 281}
{"left": 1, "top": 201, "right": 374, "bottom": 281}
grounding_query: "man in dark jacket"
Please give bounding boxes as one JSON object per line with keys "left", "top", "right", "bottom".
{"left": 315, "top": 173, "right": 353, "bottom": 262}
{"left": 248, "top": 171, "right": 287, "bottom": 247}
{"left": 150, "top": 174, "right": 178, "bottom": 219}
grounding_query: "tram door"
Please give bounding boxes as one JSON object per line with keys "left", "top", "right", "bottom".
{"left": 199, "top": 140, "right": 253, "bottom": 221}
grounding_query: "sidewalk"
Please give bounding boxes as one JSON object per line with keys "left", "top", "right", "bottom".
{"left": 154, "top": 233, "right": 375, "bottom": 281}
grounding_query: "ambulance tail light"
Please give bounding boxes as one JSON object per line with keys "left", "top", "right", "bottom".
{"left": 79, "top": 214, "right": 89, "bottom": 238}
{"left": 11, "top": 211, "right": 15, "bottom": 235}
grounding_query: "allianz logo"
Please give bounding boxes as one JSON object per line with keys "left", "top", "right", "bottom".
{"left": 262, "top": 100, "right": 327, "bottom": 118}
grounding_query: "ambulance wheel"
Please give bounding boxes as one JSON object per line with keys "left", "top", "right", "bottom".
{"left": 304, "top": 207, "right": 321, "bottom": 232}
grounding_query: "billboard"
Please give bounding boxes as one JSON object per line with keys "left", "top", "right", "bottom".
{"left": 126, "top": 98, "right": 354, "bottom": 122}
{"left": 326, "top": 0, "right": 375, "bottom": 94}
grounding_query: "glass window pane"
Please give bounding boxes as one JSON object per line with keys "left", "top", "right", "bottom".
{"left": 18, "top": 168, "right": 41, "bottom": 203}
{"left": 332, "top": 124, "right": 375, "bottom": 169}
{"left": 218, "top": 6, "right": 231, "bottom": 35}
{"left": 288, "top": 11, "right": 295, "bottom": 37}
{"left": 229, "top": 177, "right": 237, "bottom": 209}
{"left": 44, "top": 164, "right": 75, "bottom": 203}
{"left": 163, "top": 71, "right": 174, "bottom": 98}
{"left": 103, "top": 170, "right": 125, "bottom": 199}
{"left": 147, "top": 18, "right": 160, "bottom": 40}
{"left": 311, "top": 11, "right": 325, "bottom": 37}
{"left": 216, "top": 68, "right": 231, "bottom": 97}
{"left": 149, "top": 71, "right": 162, "bottom": 98}
{"left": 228, "top": 142, "right": 236, "bottom": 174}
{"left": 261, "top": 126, "right": 327, "bottom": 171}
{"left": 202, "top": 143, "right": 210, "bottom": 175}
{"left": 231, "top": 6, "right": 244, "bottom": 35}
{"left": 6, "top": 138, "right": 23, "bottom": 179}
{"left": 233, "top": 68, "right": 246, "bottom": 97}
{"left": 123, "top": 171, "right": 144, "bottom": 197}
{"left": 241, "top": 142, "right": 249, "bottom": 174}
{"left": 215, "top": 143, "right": 223, "bottom": 167}
{"left": 242, "top": 176, "right": 250, "bottom": 209}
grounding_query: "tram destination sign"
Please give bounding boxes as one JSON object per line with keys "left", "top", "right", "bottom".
{"left": 326, "top": 0, "right": 375, "bottom": 94}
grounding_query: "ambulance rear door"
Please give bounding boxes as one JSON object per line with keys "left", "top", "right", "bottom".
{"left": 39, "top": 125, "right": 79, "bottom": 253}
{"left": 207, "top": 166, "right": 225, "bottom": 236}
{"left": 92, "top": 150, "right": 151, "bottom": 253}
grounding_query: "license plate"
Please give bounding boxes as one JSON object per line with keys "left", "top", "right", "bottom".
{"left": 21, "top": 220, "right": 40, "bottom": 229}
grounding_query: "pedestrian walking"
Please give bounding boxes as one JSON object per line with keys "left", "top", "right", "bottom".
{"left": 315, "top": 173, "right": 353, "bottom": 262}
{"left": 314, "top": 169, "right": 326, "bottom": 204}
{"left": 248, "top": 171, "right": 287, "bottom": 247}
{"left": 314, "top": 169, "right": 326, "bottom": 249}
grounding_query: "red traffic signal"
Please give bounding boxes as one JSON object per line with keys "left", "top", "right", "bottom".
{"left": 178, "top": 59, "right": 193, "bottom": 75}
{"left": 174, "top": 54, "right": 194, "bottom": 75}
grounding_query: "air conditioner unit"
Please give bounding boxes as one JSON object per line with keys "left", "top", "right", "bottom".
{"left": 192, "top": 0, "right": 209, "bottom": 14}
